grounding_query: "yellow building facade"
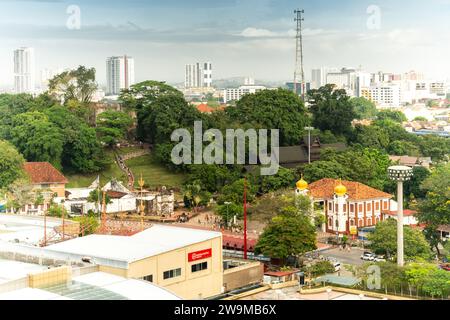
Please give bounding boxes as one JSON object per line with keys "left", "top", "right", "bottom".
{"left": 45, "top": 225, "right": 224, "bottom": 299}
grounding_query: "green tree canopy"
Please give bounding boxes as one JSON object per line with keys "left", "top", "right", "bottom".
{"left": 226, "top": 88, "right": 309, "bottom": 146}
{"left": 96, "top": 110, "right": 133, "bottom": 147}
{"left": 308, "top": 84, "right": 357, "bottom": 137}
{"left": 0, "top": 140, "right": 25, "bottom": 189}
{"left": 417, "top": 163, "right": 450, "bottom": 255}
{"left": 10, "top": 111, "right": 64, "bottom": 169}
{"left": 368, "top": 219, "right": 432, "bottom": 261}
{"left": 376, "top": 110, "right": 407, "bottom": 123}
{"left": 255, "top": 213, "right": 316, "bottom": 261}
{"left": 350, "top": 97, "right": 378, "bottom": 120}
{"left": 119, "top": 80, "right": 185, "bottom": 142}
{"left": 45, "top": 106, "right": 106, "bottom": 173}
{"left": 48, "top": 66, "right": 98, "bottom": 104}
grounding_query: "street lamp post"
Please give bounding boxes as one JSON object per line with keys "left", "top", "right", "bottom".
{"left": 388, "top": 166, "right": 413, "bottom": 267}
{"left": 304, "top": 126, "right": 314, "bottom": 164}
{"left": 224, "top": 202, "right": 231, "bottom": 227}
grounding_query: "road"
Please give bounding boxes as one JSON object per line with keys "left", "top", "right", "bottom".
{"left": 320, "top": 247, "right": 366, "bottom": 266}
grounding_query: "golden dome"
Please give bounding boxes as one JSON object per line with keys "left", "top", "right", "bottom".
{"left": 296, "top": 178, "right": 308, "bottom": 190}
{"left": 335, "top": 181, "right": 347, "bottom": 196}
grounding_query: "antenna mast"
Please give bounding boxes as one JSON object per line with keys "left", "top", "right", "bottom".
{"left": 294, "top": 9, "right": 305, "bottom": 101}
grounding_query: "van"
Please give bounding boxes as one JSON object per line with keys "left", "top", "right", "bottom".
{"left": 333, "top": 262, "right": 341, "bottom": 272}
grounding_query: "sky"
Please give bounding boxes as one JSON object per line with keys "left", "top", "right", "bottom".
{"left": 0, "top": 0, "right": 449, "bottom": 87}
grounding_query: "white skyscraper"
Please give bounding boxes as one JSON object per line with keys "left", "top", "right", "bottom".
{"left": 14, "top": 47, "right": 35, "bottom": 94}
{"left": 185, "top": 62, "right": 212, "bottom": 88}
{"left": 106, "top": 55, "right": 135, "bottom": 96}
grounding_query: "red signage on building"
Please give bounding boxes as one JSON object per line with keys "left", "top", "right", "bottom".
{"left": 188, "top": 249, "right": 212, "bottom": 262}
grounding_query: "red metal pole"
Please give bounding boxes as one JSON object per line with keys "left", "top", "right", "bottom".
{"left": 44, "top": 209, "right": 47, "bottom": 247}
{"left": 243, "top": 177, "right": 247, "bottom": 260}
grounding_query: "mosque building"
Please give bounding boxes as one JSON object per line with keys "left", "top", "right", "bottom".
{"left": 295, "top": 178, "right": 393, "bottom": 235}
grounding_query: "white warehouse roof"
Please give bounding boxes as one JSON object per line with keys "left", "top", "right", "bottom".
{"left": 45, "top": 224, "right": 222, "bottom": 263}
{"left": 0, "top": 272, "right": 180, "bottom": 300}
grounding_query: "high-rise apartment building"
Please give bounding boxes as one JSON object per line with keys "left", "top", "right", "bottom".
{"left": 14, "top": 47, "right": 35, "bottom": 94}
{"left": 324, "top": 67, "right": 371, "bottom": 98}
{"left": 361, "top": 84, "right": 401, "bottom": 107}
{"left": 311, "top": 67, "right": 338, "bottom": 89}
{"left": 185, "top": 62, "right": 212, "bottom": 88}
{"left": 106, "top": 55, "right": 135, "bottom": 96}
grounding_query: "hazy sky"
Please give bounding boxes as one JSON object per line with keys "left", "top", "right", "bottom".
{"left": 0, "top": 0, "right": 449, "bottom": 87}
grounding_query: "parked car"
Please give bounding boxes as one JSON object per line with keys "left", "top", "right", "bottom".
{"left": 361, "top": 252, "right": 375, "bottom": 261}
{"left": 374, "top": 255, "right": 386, "bottom": 262}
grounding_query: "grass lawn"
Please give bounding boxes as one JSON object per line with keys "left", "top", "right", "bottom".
{"left": 116, "top": 146, "right": 144, "bottom": 155}
{"left": 126, "top": 154, "right": 187, "bottom": 189}
{"left": 65, "top": 150, "right": 126, "bottom": 188}
{"left": 65, "top": 149, "right": 187, "bottom": 189}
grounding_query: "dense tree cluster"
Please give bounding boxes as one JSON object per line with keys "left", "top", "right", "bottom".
{"left": 368, "top": 219, "right": 432, "bottom": 261}
{"left": 0, "top": 66, "right": 113, "bottom": 175}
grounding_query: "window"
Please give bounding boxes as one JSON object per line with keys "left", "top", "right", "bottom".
{"left": 143, "top": 275, "right": 153, "bottom": 282}
{"left": 375, "top": 202, "right": 380, "bottom": 211}
{"left": 343, "top": 204, "right": 347, "bottom": 212}
{"left": 191, "top": 262, "right": 208, "bottom": 273}
{"left": 350, "top": 204, "right": 354, "bottom": 212}
{"left": 328, "top": 203, "right": 332, "bottom": 211}
{"left": 163, "top": 268, "right": 181, "bottom": 280}
{"left": 359, "top": 204, "right": 363, "bottom": 213}
{"left": 367, "top": 203, "right": 372, "bottom": 211}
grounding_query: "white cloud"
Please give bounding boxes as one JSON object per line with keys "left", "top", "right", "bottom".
{"left": 238, "top": 27, "right": 278, "bottom": 38}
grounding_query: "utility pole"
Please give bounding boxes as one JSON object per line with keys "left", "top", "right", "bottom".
{"left": 304, "top": 126, "right": 314, "bottom": 164}
{"left": 294, "top": 9, "right": 306, "bottom": 101}
{"left": 243, "top": 177, "right": 248, "bottom": 260}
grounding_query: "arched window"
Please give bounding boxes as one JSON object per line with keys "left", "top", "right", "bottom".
{"left": 350, "top": 219, "right": 355, "bottom": 226}
{"left": 328, "top": 217, "right": 333, "bottom": 228}
{"left": 358, "top": 219, "right": 364, "bottom": 227}
{"left": 367, "top": 218, "right": 372, "bottom": 225}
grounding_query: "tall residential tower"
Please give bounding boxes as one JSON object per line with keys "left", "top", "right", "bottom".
{"left": 185, "top": 62, "right": 212, "bottom": 88}
{"left": 14, "top": 47, "right": 35, "bottom": 94}
{"left": 106, "top": 55, "right": 135, "bottom": 96}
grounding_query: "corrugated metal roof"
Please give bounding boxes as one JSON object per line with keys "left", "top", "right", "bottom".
{"left": 45, "top": 225, "right": 222, "bottom": 263}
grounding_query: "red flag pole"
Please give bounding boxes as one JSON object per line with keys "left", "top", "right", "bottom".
{"left": 243, "top": 177, "right": 248, "bottom": 260}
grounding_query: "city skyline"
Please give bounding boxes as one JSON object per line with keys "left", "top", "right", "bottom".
{"left": 0, "top": 0, "right": 449, "bottom": 87}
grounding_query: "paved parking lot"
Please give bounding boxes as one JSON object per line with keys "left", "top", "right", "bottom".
{"left": 320, "top": 247, "right": 366, "bottom": 266}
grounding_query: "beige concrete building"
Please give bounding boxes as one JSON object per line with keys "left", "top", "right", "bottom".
{"left": 44, "top": 225, "right": 223, "bottom": 299}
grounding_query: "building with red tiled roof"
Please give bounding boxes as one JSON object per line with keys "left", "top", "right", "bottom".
{"left": 24, "top": 162, "right": 68, "bottom": 185}
{"left": 10, "top": 162, "right": 69, "bottom": 216}
{"left": 195, "top": 103, "right": 225, "bottom": 114}
{"left": 383, "top": 209, "right": 419, "bottom": 226}
{"left": 23, "top": 162, "right": 68, "bottom": 199}
{"left": 297, "top": 178, "right": 393, "bottom": 236}
{"left": 308, "top": 178, "right": 392, "bottom": 201}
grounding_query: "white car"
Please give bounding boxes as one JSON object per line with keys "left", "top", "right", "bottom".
{"left": 361, "top": 252, "right": 376, "bottom": 261}
{"left": 374, "top": 255, "right": 386, "bottom": 262}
